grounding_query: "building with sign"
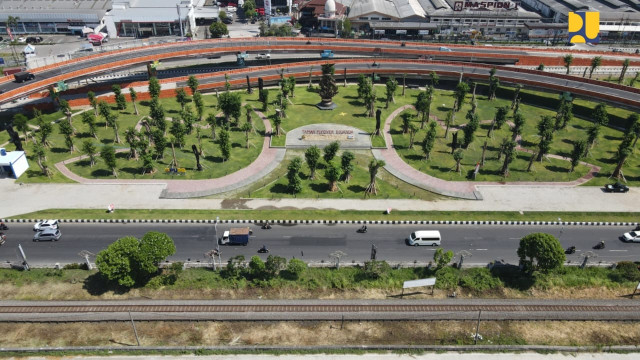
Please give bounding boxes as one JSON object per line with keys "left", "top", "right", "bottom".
{"left": 519, "top": 0, "right": 639, "bottom": 23}
{"left": 345, "top": 0, "right": 541, "bottom": 38}
{"left": 104, "top": 0, "right": 203, "bottom": 38}
{"left": 0, "top": 0, "right": 110, "bottom": 35}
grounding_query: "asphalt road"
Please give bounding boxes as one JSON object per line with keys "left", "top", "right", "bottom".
{"left": 1, "top": 223, "right": 638, "bottom": 266}
{"left": 1, "top": 38, "right": 639, "bottom": 110}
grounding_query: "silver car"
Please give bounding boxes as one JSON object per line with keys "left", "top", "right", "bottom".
{"left": 33, "top": 229, "right": 61, "bottom": 242}
{"left": 33, "top": 220, "right": 59, "bottom": 232}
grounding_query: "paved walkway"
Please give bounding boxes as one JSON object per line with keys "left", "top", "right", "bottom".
{"left": 53, "top": 108, "right": 285, "bottom": 199}
{"left": 374, "top": 105, "right": 602, "bottom": 200}
{"left": 28, "top": 354, "right": 640, "bottom": 360}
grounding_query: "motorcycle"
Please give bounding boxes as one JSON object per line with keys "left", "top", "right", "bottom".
{"left": 262, "top": 223, "right": 272, "bottom": 230}
{"left": 357, "top": 226, "right": 368, "bottom": 234}
{"left": 258, "top": 245, "right": 269, "bottom": 253}
{"left": 565, "top": 246, "right": 576, "bottom": 254}
{"left": 0, "top": 223, "right": 7, "bottom": 230}
{"left": 593, "top": 241, "right": 606, "bottom": 250}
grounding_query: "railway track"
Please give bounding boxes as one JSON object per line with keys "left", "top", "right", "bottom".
{"left": 1, "top": 300, "right": 639, "bottom": 322}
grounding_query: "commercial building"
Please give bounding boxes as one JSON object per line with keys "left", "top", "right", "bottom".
{"left": 519, "top": 0, "right": 640, "bottom": 23}
{"left": 344, "top": 0, "right": 541, "bottom": 38}
{"left": 0, "top": 0, "right": 110, "bottom": 35}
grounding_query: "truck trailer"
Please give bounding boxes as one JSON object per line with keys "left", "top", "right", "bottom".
{"left": 14, "top": 71, "right": 35, "bottom": 83}
{"left": 218, "top": 227, "right": 252, "bottom": 245}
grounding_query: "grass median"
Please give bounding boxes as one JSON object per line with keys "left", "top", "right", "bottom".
{"left": 7, "top": 209, "right": 640, "bottom": 223}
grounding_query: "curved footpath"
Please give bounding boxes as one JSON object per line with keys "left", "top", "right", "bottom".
{"left": 373, "top": 106, "right": 601, "bottom": 200}
{"left": 54, "top": 109, "right": 285, "bottom": 198}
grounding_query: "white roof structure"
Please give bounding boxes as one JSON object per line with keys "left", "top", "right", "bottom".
{"left": 0, "top": 150, "right": 29, "bottom": 179}
{"left": 0, "top": 0, "right": 110, "bottom": 23}
{"left": 22, "top": 44, "right": 35, "bottom": 54}
{"left": 108, "top": 0, "right": 193, "bottom": 22}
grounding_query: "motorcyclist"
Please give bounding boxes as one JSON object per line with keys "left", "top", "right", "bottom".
{"left": 260, "top": 244, "right": 268, "bottom": 252}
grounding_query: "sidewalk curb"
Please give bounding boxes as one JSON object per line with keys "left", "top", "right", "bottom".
{"left": 3, "top": 218, "right": 638, "bottom": 226}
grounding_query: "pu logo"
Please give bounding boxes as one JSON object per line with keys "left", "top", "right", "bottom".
{"left": 568, "top": 11, "right": 600, "bottom": 44}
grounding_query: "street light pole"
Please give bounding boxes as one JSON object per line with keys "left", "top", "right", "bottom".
{"left": 215, "top": 216, "right": 220, "bottom": 252}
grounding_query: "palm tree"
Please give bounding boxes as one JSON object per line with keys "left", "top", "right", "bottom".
{"left": 612, "top": 134, "right": 634, "bottom": 179}
{"left": 82, "top": 140, "right": 97, "bottom": 167}
{"left": 129, "top": 87, "right": 139, "bottom": 115}
{"left": 453, "top": 149, "right": 464, "bottom": 174}
{"left": 324, "top": 161, "right": 341, "bottom": 192}
{"left": 589, "top": 56, "right": 602, "bottom": 79}
{"left": 563, "top": 54, "right": 574, "bottom": 75}
{"left": 569, "top": 139, "right": 586, "bottom": 173}
{"left": 619, "top": 59, "right": 630, "bottom": 84}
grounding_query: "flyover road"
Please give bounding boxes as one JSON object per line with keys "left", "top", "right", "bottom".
{"left": 0, "top": 299, "right": 639, "bottom": 321}
{"left": 1, "top": 223, "right": 638, "bottom": 266}
{"left": 1, "top": 38, "right": 639, "bottom": 109}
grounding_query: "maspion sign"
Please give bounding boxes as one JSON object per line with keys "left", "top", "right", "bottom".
{"left": 453, "top": 1, "right": 519, "bottom": 11}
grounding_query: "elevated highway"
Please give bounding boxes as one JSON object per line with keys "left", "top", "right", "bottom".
{"left": 1, "top": 38, "right": 639, "bottom": 110}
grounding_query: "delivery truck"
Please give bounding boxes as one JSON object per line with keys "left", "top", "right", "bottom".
{"left": 14, "top": 71, "right": 35, "bottom": 83}
{"left": 218, "top": 227, "right": 252, "bottom": 245}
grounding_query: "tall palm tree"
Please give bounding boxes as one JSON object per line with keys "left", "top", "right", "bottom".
{"left": 563, "top": 54, "right": 574, "bottom": 75}
{"left": 589, "top": 56, "right": 602, "bottom": 79}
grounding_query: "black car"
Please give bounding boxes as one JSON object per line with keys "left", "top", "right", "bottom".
{"left": 26, "top": 36, "right": 43, "bottom": 44}
{"left": 222, "top": 17, "right": 233, "bottom": 24}
{"left": 604, "top": 182, "right": 629, "bottom": 193}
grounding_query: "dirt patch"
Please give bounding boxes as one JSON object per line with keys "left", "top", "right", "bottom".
{"left": 220, "top": 198, "right": 250, "bottom": 209}
{"left": 0, "top": 321, "right": 638, "bottom": 347}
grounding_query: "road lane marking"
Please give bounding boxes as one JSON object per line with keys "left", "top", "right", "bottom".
{"left": 475, "top": 249, "right": 488, "bottom": 251}
{"left": 609, "top": 250, "right": 628, "bottom": 252}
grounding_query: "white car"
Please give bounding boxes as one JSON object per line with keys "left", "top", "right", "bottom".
{"left": 227, "top": 6, "right": 237, "bottom": 12}
{"left": 622, "top": 231, "right": 640, "bottom": 243}
{"left": 17, "top": 37, "right": 26, "bottom": 43}
{"left": 33, "top": 219, "right": 59, "bottom": 232}
{"left": 255, "top": 53, "right": 271, "bottom": 59}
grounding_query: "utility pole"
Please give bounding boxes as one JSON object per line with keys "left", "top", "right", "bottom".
{"left": 78, "top": 250, "right": 95, "bottom": 270}
{"left": 18, "top": 244, "right": 29, "bottom": 271}
{"left": 129, "top": 311, "right": 141, "bottom": 346}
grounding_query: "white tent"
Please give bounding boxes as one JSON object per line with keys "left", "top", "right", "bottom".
{"left": 82, "top": 26, "right": 94, "bottom": 35}
{"left": 22, "top": 44, "right": 36, "bottom": 55}
{"left": 0, "top": 149, "right": 29, "bottom": 179}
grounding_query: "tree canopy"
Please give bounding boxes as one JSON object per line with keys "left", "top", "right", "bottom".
{"left": 517, "top": 232, "right": 565, "bottom": 272}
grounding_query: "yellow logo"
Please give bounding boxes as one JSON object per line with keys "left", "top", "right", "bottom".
{"left": 568, "top": 11, "right": 600, "bottom": 44}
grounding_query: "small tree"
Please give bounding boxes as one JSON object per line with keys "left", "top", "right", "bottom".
{"left": 152, "top": 129, "right": 167, "bottom": 160}
{"left": 384, "top": 76, "right": 398, "bottom": 108}
{"left": 169, "top": 119, "right": 186, "bottom": 148}
{"left": 149, "top": 97, "right": 166, "bottom": 133}
{"left": 487, "top": 106, "right": 508, "bottom": 138}
{"left": 517, "top": 233, "right": 565, "bottom": 273}
{"left": 101, "top": 144, "right": 118, "bottom": 177}
{"left": 589, "top": 56, "right": 602, "bottom": 79}
{"left": 264, "top": 255, "right": 287, "bottom": 279}
{"left": 364, "top": 159, "right": 385, "bottom": 197}
{"left": 187, "top": 75, "right": 199, "bottom": 94}
{"left": 453, "top": 149, "right": 464, "bottom": 173}
{"left": 192, "top": 91, "right": 204, "bottom": 121}
{"left": 113, "top": 85, "right": 127, "bottom": 110}
{"left": 181, "top": 105, "right": 196, "bottom": 134}
{"left": 619, "top": 59, "right": 630, "bottom": 84}
{"left": 218, "top": 91, "right": 242, "bottom": 125}
{"left": 462, "top": 110, "right": 479, "bottom": 148}
{"left": 422, "top": 121, "right": 437, "bottom": 160}
{"left": 612, "top": 133, "right": 634, "bottom": 179}
{"left": 563, "top": 54, "right": 574, "bottom": 75}
{"left": 287, "top": 156, "right": 303, "bottom": 194}
{"left": 148, "top": 77, "right": 161, "bottom": 98}
{"left": 501, "top": 140, "right": 516, "bottom": 177}
{"left": 129, "top": 87, "right": 139, "bottom": 115}
{"left": 209, "top": 21, "right": 229, "bottom": 38}
{"left": 205, "top": 113, "right": 218, "bottom": 140}
{"left": 454, "top": 82, "right": 469, "bottom": 112}
{"left": 80, "top": 111, "right": 98, "bottom": 139}
{"left": 305, "top": 145, "right": 321, "bottom": 180}
{"left": 318, "top": 63, "right": 339, "bottom": 105}
{"left": 340, "top": 151, "right": 355, "bottom": 182}
{"left": 433, "top": 248, "right": 454, "bottom": 269}
{"left": 324, "top": 161, "right": 341, "bottom": 192}
{"left": 218, "top": 128, "right": 231, "bottom": 161}
{"left": 626, "top": 113, "right": 640, "bottom": 148}
{"left": 58, "top": 120, "right": 75, "bottom": 153}
{"left": 323, "top": 141, "right": 340, "bottom": 163}
{"left": 408, "top": 123, "right": 419, "bottom": 149}
{"left": 81, "top": 140, "right": 97, "bottom": 167}
{"left": 536, "top": 115, "right": 554, "bottom": 161}
{"left": 569, "top": 139, "right": 587, "bottom": 172}
{"left": 511, "top": 112, "right": 525, "bottom": 141}
{"left": 488, "top": 67, "right": 500, "bottom": 100}
{"left": 260, "top": 89, "right": 269, "bottom": 111}
{"left": 430, "top": 71, "right": 440, "bottom": 87}
{"left": 37, "top": 118, "right": 53, "bottom": 148}
{"left": 415, "top": 88, "right": 432, "bottom": 129}
{"left": 175, "top": 88, "right": 189, "bottom": 111}
{"left": 87, "top": 91, "right": 98, "bottom": 117}
{"left": 33, "top": 142, "right": 51, "bottom": 177}
{"left": 285, "top": 258, "right": 307, "bottom": 279}
{"left": 124, "top": 127, "right": 140, "bottom": 160}
{"left": 12, "top": 113, "right": 29, "bottom": 141}
{"left": 241, "top": 121, "right": 252, "bottom": 149}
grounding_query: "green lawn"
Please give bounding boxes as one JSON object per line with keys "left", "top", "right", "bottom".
{"left": 247, "top": 150, "right": 443, "bottom": 200}
{"left": 263, "top": 84, "right": 421, "bottom": 148}
{"left": 392, "top": 86, "right": 640, "bottom": 185}
{"left": 3, "top": 94, "right": 266, "bottom": 182}
{"left": 10, "top": 209, "right": 640, "bottom": 222}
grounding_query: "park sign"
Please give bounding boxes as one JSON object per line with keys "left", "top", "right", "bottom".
{"left": 453, "top": 1, "right": 519, "bottom": 11}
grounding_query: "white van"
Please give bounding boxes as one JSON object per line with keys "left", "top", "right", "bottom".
{"left": 407, "top": 230, "right": 441, "bottom": 246}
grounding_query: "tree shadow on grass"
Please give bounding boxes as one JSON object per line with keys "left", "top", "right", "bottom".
{"left": 561, "top": 138, "right": 575, "bottom": 146}
{"left": 490, "top": 264, "right": 536, "bottom": 291}
{"left": 204, "top": 155, "right": 224, "bottom": 164}
{"left": 269, "top": 183, "right": 290, "bottom": 194}
{"left": 83, "top": 272, "right": 132, "bottom": 296}
{"left": 520, "top": 139, "right": 537, "bottom": 148}
{"left": 603, "top": 134, "right": 621, "bottom": 141}
{"left": 139, "top": 100, "right": 151, "bottom": 107}
{"left": 76, "top": 159, "right": 92, "bottom": 167}
{"left": 597, "top": 157, "right": 617, "bottom": 165}
{"left": 309, "top": 182, "right": 330, "bottom": 193}
{"left": 347, "top": 184, "right": 366, "bottom": 193}
{"left": 405, "top": 153, "right": 425, "bottom": 161}
{"left": 544, "top": 164, "right": 569, "bottom": 173}
{"left": 100, "top": 138, "right": 114, "bottom": 145}
{"left": 120, "top": 166, "right": 142, "bottom": 176}
{"left": 50, "top": 147, "right": 69, "bottom": 154}
{"left": 91, "top": 168, "right": 113, "bottom": 177}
